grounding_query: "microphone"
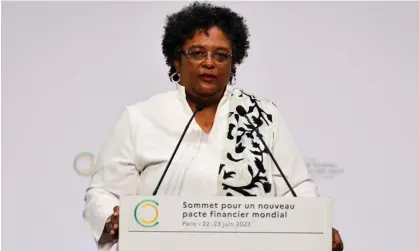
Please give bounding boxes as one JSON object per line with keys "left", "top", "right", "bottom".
{"left": 152, "top": 102, "right": 207, "bottom": 195}
{"left": 236, "top": 105, "right": 297, "bottom": 197}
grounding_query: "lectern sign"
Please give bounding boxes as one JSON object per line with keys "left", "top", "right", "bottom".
{"left": 120, "top": 196, "right": 332, "bottom": 251}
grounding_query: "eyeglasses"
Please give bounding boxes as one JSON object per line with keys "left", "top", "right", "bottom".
{"left": 181, "top": 49, "right": 232, "bottom": 65}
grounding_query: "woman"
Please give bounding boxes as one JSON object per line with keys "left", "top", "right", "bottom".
{"left": 83, "top": 2, "right": 344, "bottom": 251}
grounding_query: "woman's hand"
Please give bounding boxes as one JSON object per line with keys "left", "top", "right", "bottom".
{"left": 106, "top": 206, "right": 120, "bottom": 243}
{"left": 332, "top": 228, "right": 344, "bottom": 251}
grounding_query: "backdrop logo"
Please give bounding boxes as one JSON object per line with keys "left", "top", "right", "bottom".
{"left": 73, "top": 152, "right": 96, "bottom": 176}
{"left": 134, "top": 199, "right": 159, "bottom": 228}
{"left": 305, "top": 157, "right": 344, "bottom": 179}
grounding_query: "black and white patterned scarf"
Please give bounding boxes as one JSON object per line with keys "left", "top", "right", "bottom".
{"left": 217, "top": 88, "right": 276, "bottom": 197}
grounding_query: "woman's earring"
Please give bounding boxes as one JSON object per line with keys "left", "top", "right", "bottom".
{"left": 170, "top": 72, "right": 180, "bottom": 83}
{"left": 230, "top": 75, "right": 237, "bottom": 85}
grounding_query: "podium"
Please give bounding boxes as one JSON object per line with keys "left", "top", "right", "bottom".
{"left": 119, "top": 196, "right": 332, "bottom": 251}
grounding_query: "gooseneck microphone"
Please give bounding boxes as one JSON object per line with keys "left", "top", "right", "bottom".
{"left": 152, "top": 102, "right": 207, "bottom": 196}
{"left": 236, "top": 105, "right": 297, "bottom": 197}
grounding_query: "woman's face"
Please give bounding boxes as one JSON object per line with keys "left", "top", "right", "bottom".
{"left": 174, "top": 26, "right": 233, "bottom": 103}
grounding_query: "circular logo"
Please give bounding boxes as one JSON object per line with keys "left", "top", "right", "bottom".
{"left": 73, "top": 152, "right": 96, "bottom": 176}
{"left": 134, "top": 200, "right": 159, "bottom": 228}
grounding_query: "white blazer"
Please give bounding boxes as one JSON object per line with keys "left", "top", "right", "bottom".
{"left": 83, "top": 84, "right": 318, "bottom": 251}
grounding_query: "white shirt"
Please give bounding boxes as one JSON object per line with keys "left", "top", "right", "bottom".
{"left": 83, "top": 84, "right": 318, "bottom": 251}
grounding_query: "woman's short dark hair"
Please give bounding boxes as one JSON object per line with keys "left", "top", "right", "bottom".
{"left": 162, "top": 1, "right": 250, "bottom": 83}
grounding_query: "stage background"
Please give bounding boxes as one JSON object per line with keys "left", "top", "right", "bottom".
{"left": 2, "top": 1, "right": 418, "bottom": 251}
